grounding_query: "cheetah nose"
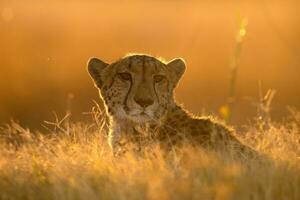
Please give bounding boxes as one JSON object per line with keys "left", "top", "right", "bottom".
{"left": 134, "top": 97, "right": 154, "bottom": 108}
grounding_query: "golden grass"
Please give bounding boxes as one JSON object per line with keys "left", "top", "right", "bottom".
{"left": 0, "top": 113, "right": 299, "bottom": 200}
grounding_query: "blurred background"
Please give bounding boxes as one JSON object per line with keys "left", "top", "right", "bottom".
{"left": 0, "top": 0, "right": 299, "bottom": 129}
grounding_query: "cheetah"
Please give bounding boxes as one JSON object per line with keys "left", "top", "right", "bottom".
{"left": 87, "top": 54, "right": 257, "bottom": 157}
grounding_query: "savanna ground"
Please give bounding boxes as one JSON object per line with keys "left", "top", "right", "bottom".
{"left": 0, "top": 105, "right": 299, "bottom": 200}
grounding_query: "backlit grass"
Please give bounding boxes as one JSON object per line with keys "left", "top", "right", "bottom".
{"left": 0, "top": 111, "right": 299, "bottom": 200}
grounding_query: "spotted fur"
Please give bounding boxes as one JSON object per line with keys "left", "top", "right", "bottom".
{"left": 87, "top": 54, "right": 256, "bottom": 157}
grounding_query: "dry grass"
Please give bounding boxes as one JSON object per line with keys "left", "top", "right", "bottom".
{"left": 0, "top": 112, "right": 299, "bottom": 200}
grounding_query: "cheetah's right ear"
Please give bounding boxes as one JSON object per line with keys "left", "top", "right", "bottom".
{"left": 167, "top": 58, "right": 186, "bottom": 87}
{"left": 87, "top": 57, "right": 109, "bottom": 88}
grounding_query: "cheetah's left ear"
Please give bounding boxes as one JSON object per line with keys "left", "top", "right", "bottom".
{"left": 167, "top": 58, "right": 186, "bottom": 86}
{"left": 87, "top": 57, "right": 109, "bottom": 89}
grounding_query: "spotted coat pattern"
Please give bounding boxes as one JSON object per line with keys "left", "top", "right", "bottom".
{"left": 87, "top": 54, "right": 256, "bottom": 157}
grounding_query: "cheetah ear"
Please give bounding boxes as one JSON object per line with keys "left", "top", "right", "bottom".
{"left": 167, "top": 58, "right": 186, "bottom": 86}
{"left": 87, "top": 57, "right": 109, "bottom": 88}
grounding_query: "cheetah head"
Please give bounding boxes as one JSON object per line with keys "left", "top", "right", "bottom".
{"left": 87, "top": 54, "right": 185, "bottom": 124}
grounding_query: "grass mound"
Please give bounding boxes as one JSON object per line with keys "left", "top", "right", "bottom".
{"left": 0, "top": 113, "right": 299, "bottom": 200}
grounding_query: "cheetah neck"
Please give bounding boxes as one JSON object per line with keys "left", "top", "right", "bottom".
{"left": 107, "top": 103, "right": 191, "bottom": 150}
{"left": 160, "top": 104, "right": 191, "bottom": 130}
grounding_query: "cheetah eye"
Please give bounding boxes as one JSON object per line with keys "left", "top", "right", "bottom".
{"left": 154, "top": 75, "right": 165, "bottom": 83}
{"left": 118, "top": 72, "right": 131, "bottom": 81}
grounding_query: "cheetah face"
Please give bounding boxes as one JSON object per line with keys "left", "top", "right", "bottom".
{"left": 87, "top": 55, "right": 185, "bottom": 124}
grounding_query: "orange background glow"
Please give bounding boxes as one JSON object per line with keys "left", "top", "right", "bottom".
{"left": 0, "top": 0, "right": 299, "bottom": 128}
